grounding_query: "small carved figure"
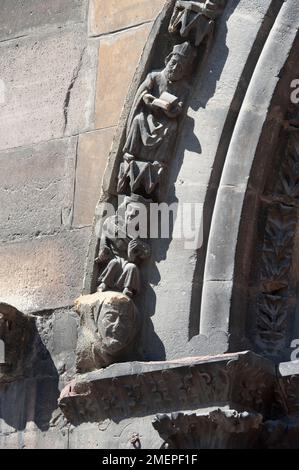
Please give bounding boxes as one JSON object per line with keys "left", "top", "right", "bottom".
{"left": 118, "top": 42, "right": 197, "bottom": 200}
{"left": 96, "top": 196, "right": 151, "bottom": 298}
{"left": 75, "top": 291, "right": 140, "bottom": 372}
{"left": 169, "top": 0, "right": 227, "bottom": 46}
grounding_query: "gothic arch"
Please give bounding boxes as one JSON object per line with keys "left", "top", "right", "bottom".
{"left": 200, "top": 1, "right": 299, "bottom": 361}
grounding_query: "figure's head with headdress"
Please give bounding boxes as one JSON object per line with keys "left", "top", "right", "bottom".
{"left": 165, "top": 41, "right": 197, "bottom": 81}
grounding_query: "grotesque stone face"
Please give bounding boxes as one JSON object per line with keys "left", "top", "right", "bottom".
{"left": 97, "top": 295, "right": 137, "bottom": 355}
{"left": 75, "top": 292, "right": 140, "bottom": 372}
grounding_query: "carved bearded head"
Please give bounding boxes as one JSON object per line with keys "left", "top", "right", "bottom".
{"left": 75, "top": 292, "right": 140, "bottom": 372}
{"left": 97, "top": 292, "right": 138, "bottom": 354}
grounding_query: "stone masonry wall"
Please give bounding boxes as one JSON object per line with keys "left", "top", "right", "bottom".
{"left": 0, "top": 0, "right": 165, "bottom": 314}
{"left": 0, "top": 0, "right": 165, "bottom": 449}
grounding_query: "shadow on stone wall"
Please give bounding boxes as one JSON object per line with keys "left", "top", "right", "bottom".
{"left": 0, "top": 315, "right": 59, "bottom": 432}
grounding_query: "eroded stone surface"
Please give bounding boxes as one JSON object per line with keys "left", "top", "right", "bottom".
{"left": 95, "top": 23, "right": 152, "bottom": 129}
{"left": 0, "top": 229, "right": 90, "bottom": 313}
{"left": 0, "top": 27, "right": 96, "bottom": 151}
{"left": 73, "top": 128, "right": 116, "bottom": 227}
{"left": 0, "top": 0, "right": 88, "bottom": 41}
{"left": 0, "top": 137, "right": 77, "bottom": 241}
{"left": 89, "top": 0, "right": 164, "bottom": 36}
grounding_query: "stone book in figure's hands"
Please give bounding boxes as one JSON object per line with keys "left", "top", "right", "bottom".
{"left": 152, "top": 91, "right": 179, "bottom": 111}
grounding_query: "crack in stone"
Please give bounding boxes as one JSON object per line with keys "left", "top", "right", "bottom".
{"left": 63, "top": 47, "right": 86, "bottom": 135}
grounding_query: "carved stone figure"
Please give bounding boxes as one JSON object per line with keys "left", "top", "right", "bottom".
{"left": 118, "top": 42, "right": 197, "bottom": 200}
{"left": 96, "top": 195, "right": 151, "bottom": 298}
{"left": 75, "top": 292, "right": 140, "bottom": 372}
{"left": 169, "top": 0, "right": 227, "bottom": 46}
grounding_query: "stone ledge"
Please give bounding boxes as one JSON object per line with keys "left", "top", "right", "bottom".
{"left": 59, "top": 351, "right": 275, "bottom": 425}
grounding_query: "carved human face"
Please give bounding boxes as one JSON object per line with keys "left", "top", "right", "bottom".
{"left": 165, "top": 54, "right": 185, "bottom": 81}
{"left": 98, "top": 299, "right": 136, "bottom": 354}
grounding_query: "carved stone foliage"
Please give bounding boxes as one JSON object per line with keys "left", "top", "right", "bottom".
{"left": 153, "top": 410, "right": 263, "bottom": 449}
{"left": 0, "top": 303, "right": 34, "bottom": 382}
{"left": 258, "top": 360, "right": 299, "bottom": 449}
{"left": 255, "top": 123, "right": 299, "bottom": 356}
{"left": 227, "top": 356, "right": 274, "bottom": 415}
{"left": 272, "top": 362, "right": 299, "bottom": 419}
{"left": 75, "top": 292, "right": 140, "bottom": 373}
{"left": 275, "top": 374, "right": 299, "bottom": 417}
{"left": 58, "top": 352, "right": 275, "bottom": 425}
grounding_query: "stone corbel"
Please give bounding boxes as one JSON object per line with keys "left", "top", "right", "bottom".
{"left": 74, "top": 291, "right": 141, "bottom": 373}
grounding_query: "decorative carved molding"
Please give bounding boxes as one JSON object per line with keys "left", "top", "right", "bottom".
{"left": 58, "top": 352, "right": 275, "bottom": 425}
{"left": 153, "top": 409, "right": 263, "bottom": 449}
{"left": 274, "top": 362, "right": 299, "bottom": 417}
{"left": 259, "top": 361, "right": 299, "bottom": 448}
{"left": 255, "top": 123, "right": 299, "bottom": 356}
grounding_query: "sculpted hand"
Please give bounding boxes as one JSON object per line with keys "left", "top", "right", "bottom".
{"left": 164, "top": 102, "right": 183, "bottom": 118}
{"left": 128, "top": 239, "right": 151, "bottom": 262}
{"left": 143, "top": 93, "right": 155, "bottom": 106}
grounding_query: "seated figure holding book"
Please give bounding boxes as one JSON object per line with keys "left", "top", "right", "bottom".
{"left": 118, "top": 42, "right": 196, "bottom": 201}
